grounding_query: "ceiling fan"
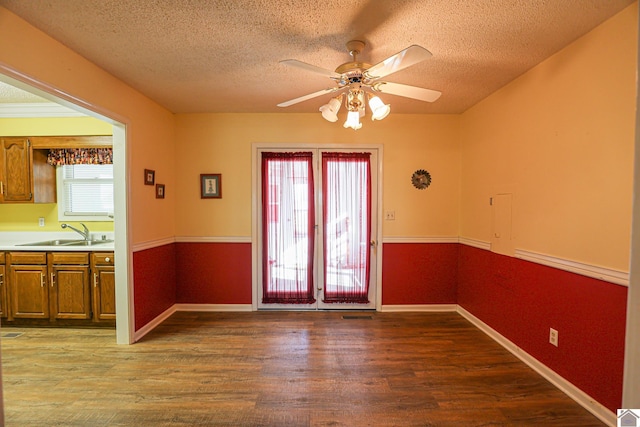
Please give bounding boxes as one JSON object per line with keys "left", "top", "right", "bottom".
{"left": 277, "top": 40, "right": 441, "bottom": 130}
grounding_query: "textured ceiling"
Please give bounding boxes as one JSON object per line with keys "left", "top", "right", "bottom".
{"left": 0, "top": 81, "right": 49, "bottom": 103}
{"left": 0, "top": 0, "right": 635, "bottom": 114}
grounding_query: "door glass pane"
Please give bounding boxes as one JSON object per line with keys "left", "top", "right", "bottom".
{"left": 261, "top": 152, "right": 316, "bottom": 304}
{"left": 322, "top": 152, "right": 371, "bottom": 303}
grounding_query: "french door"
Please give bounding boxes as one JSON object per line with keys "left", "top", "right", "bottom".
{"left": 257, "top": 148, "right": 378, "bottom": 310}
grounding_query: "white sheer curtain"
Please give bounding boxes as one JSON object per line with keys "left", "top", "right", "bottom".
{"left": 322, "top": 152, "right": 371, "bottom": 303}
{"left": 261, "top": 152, "right": 316, "bottom": 304}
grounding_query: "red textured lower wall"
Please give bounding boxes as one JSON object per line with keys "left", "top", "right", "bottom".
{"left": 457, "top": 244, "right": 627, "bottom": 412}
{"left": 175, "top": 242, "right": 252, "bottom": 304}
{"left": 382, "top": 243, "right": 458, "bottom": 304}
{"left": 133, "top": 243, "right": 177, "bottom": 331}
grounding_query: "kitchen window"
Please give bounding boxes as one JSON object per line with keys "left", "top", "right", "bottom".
{"left": 57, "top": 164, "right": 114, "bottom": 221}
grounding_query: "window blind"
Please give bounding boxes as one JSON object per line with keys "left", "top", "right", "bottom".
{"left": 61, "top": 164, "right": 114, "bottom": 216}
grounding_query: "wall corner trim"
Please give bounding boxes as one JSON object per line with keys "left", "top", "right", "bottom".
{"left": 459, "top": 237, "right": 491, "bottom": 250}
{"left": 457, "top": 305, "right": 616, "bottom": 426}
{"left": 383, "top": 236, "right": 459, "bottom": 244}
{"left": 175, "top": 236, "right": 252, "bottom": 243}
{"left": 132, "top": 237, "right": 176, "bottom": 252}
{"left": 515, "top": 248, "right": 629, "bottom": 287}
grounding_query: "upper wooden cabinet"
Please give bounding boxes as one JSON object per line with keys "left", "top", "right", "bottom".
{"left": 0, "top": 137, "right": 32, "bottom": 202}
{"left": 0, "top": 137, "right": 56, "bottom": 204}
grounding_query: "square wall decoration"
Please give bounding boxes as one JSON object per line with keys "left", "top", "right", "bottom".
{"left": 201, "top": 174, "right": 221, "bottom": 198}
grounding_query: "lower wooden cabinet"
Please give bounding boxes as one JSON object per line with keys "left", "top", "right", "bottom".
{"left": 5, "top": 250, "right": 114, "bottom": 326}
{"left": 91, "top": 252, "right": 115, "bottom": 322}
{"left": 0, "top": 252, "right": 6, "bottom": 318}
{"left": 8, "top": 252, "right": 49, "bottom": 320}
{"left": 49, "top": 252, "right": 91, "bottom": 320}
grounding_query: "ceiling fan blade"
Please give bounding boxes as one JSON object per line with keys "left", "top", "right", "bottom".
{"left": 372, "top": 81, "right": 441, "bottom": 103}
{"left": 364, "top": 45, "right": 433, "bottom": 80}
{"left": 277, "top": 87, "right": 342, "bottom": 107}
{"left": 280, "top": 59, "right": 341, "bottom": 79}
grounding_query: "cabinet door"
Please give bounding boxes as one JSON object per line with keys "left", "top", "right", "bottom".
{"left": 0, "top": 264, "right": 6, "bottom": 318}
{"left": 50, "top": 265, "right": 91, "bottom": 320}
{"left": 0, "top": 138, "right": 33, "bottom": 202}
{"left": 93, "top": 266, "right": 115, "bottom": 322}
{"left": 9, "top": 265, "right": 48, "bottom": 319}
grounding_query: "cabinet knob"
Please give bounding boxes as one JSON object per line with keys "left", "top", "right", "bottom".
{"left": 105, "top": 257, "right": 111, "bottom": 263}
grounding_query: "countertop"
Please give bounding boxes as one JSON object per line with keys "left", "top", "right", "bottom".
{"left": 0, "top": 232, "right": 115, "bottom": 252}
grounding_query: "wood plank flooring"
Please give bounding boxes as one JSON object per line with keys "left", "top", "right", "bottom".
{"left": 1, "top": 311, "right": 606, "bottom": 426}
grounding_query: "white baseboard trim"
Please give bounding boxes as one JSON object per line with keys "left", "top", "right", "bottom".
{"left": 381, "top": 304, "right": 457, "bottom": 312}
{"left": 456, "top": 305, "right": 616, "bottom": 427}
{"left": 174, "top": 303, "right": 253, "bottom": 312}
{"left": 133, "top": 305, "right": 177, "bottom": 342}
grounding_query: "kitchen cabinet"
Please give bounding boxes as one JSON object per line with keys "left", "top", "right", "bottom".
{"left": 4, "top": 250, "right": 115, "bottom": 326}
{"left": 48, "top": 252, "right": 91, "bottom": 320}
{"left": 0, "top": 137, "right": 56, "bottom": 203}
{"left": 7, "top": 252, "right": 49, "bottom": 320}
{"left": 91, "top": 252, "right": 115, "bottom": 323}
{"left": 0, "top": 252, "right": 6, "bottom": 318}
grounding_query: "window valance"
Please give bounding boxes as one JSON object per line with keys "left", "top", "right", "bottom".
{"left": 47, "top": 148, "right": 113, "bottom": 166}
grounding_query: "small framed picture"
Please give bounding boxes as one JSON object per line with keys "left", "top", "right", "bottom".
{"left": 156, "top": 183, "right": 165, "bottom": 199}
{"left": 201, "top": 174, "right": 221, "bottom": 199}
{"left": 144, "top": 169, "right": 155, "bottom": 185}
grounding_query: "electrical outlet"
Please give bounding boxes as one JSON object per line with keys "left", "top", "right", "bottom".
{"left": 549, "top": 328, "right": 558, "bottom": 347}
{"left": 38, "top": 217, "right": 45, "bottom": 227}
{"left": 385, "top": 211, "right": 395, "bottom": 221}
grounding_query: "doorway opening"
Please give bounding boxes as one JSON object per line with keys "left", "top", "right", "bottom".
{"left": 0, "top": 70, "right": 132, "bottom": 344}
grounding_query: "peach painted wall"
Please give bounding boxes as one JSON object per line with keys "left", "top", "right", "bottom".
{"left": 174, "top": 113, "right": 461, "bottom": 238}
{"left": 0, "top": 7, "right": 176, "bottom": 244}
{"left": 459, "top": 3, "right": 637, "bottom": 271}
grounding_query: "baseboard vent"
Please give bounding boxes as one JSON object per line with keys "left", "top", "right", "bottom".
{"left": 1, "top": 332, "right": 23, "bottom": 339}
{"left": 342, "top": 315, "right": 373, "bottom": 320}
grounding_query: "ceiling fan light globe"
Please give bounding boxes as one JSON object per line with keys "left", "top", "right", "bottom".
{"left": 343, "top": 111, "right": 362, "bottom": 130}
{"left": 320, "top": 105, "right": 338, "bottom": 122}
{"left": 369, "top": 96, "right": 391, "bottom": 121}
{"left": 319, "top": 96, "right": 342, "bottom": 122}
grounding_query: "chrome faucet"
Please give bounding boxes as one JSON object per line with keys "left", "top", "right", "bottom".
{"left": 61, "top": 223, "right": 90, "bottom": 241}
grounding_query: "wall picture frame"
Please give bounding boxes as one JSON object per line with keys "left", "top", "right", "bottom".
{"left": 156, "top": 183, "right": 165, "bottom": 199}
{"left": 201, "top": 174, "right": 221, "bottom": 199}
{"left": 144, "top": 169, "right": 155, "bottom": 185}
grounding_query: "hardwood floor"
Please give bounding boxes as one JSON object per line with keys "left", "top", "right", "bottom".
{"left": 1, "top": 311, "right": 605, "bottom": 426}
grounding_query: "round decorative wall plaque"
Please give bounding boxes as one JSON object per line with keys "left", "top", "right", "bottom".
{"left": 411, "top": 169, "right": 431, "bottom": 189}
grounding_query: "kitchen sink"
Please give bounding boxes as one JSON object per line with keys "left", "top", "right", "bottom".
{"left": 64, "top": 240, "right": 114, "bottom": 246}
{"left": 18, "top": 239, "right": 113, "bottom": 247}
